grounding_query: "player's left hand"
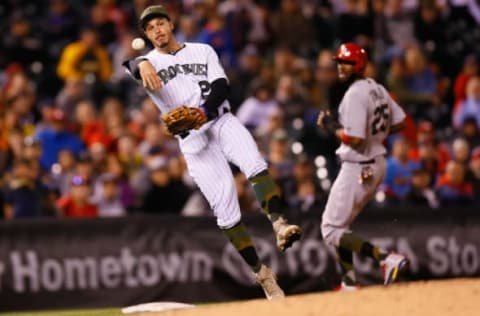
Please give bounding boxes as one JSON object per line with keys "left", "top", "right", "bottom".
{"left": 316, "top": 110, "right": 331, "bottom": 128}
{"left": 317, "top": 110, "right": 343, "bottom": 133}
{"left": 162, "top": 106, "right": 207, "bottom": 135}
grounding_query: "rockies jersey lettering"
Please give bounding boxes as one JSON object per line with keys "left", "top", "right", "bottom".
{"left": 157, "top": 63, "right": 208, "bottom": 84}
{"left": 125, "top": 42, "right": 228, "bottom": 114}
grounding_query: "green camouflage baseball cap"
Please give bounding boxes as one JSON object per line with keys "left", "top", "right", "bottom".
{"left": 139, "top": 5, "right": 170, "bottom": 30}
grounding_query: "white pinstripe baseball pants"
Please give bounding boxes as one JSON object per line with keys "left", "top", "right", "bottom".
{"left": 181, "top": 113, "right": 267, "bottom": 229}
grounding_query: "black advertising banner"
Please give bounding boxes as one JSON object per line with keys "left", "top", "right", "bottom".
{"left": 0, "top": 208, "right": 479, "bottom": 312}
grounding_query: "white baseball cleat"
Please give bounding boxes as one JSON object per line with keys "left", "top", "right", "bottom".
{"left": 335, "top": 282, "right": 360, "bottom": 292}
{"left": 381, "top": 253, "right": 408, "bottom": 285}
{"left": 272, "top": 216, "right": 302, "bottom": 251}
{"left": 255, "top": 265, "right": 285, "bottom": 300}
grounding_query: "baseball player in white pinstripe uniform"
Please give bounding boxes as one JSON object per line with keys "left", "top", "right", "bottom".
{"left": 124, "top": 5, "right": 301, "bottom": 300}
{"left": 317, "top": 43, "right": 409, "bottom": 290}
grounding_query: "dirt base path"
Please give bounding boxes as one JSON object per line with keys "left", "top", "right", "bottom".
{"left": 133, "top": 278, "right": 480, "bottom": 316}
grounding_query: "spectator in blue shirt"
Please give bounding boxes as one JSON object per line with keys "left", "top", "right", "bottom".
{"left": 198, "top": 14, "right": 235, "bottom": 68}
{"left": 175, "top": 15, "right": 203, "bottom": 43}
{"left": 436, "top": 160, "right": 474, "bottom": 206}
{"left": 3, "top": 159, "right": 52, "bottom": 219}
{"left": 454, "top": 76, "right": 480, "bottom": 129}
{"left": 384, "top": 137, "right": 420, "bottom": 199}
{"left": 35, "top": 108, "right": 84, "bottom": 170}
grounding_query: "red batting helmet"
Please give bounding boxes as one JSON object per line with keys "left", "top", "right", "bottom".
{"left": 333, "top": 42, "right": 368, "bottom": 75}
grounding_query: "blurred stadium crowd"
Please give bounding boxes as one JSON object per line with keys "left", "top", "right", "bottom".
{"left": 1, "top": 0, "right": 480, "bottom": 220}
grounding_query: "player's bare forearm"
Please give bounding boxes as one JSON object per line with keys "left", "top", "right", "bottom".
{"left": 138, "top": 60, "right": 162, "bottom": 90}
{"left": 389, "top": 121, "right": 405, "bottom": 134}
{"left": 334, "top": 128, "right": 343, "bottom": 139}
{"left": 336, "top": 128, "right": 365, "bottom": 151}
{"left": 123, "top": 58, "right": 162, "bottom": 90}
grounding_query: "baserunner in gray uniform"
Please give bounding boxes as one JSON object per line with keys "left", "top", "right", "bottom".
{"left": 317, "top": 42, "right": 408, "bottom": 290}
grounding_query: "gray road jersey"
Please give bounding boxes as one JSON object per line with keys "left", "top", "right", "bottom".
{"left": 336, "top": 78, "right": 406, "bottom": 162}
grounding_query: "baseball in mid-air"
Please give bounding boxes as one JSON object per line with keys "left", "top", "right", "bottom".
{"left": 131, "top": 37, "right": 146, "bottom": 50}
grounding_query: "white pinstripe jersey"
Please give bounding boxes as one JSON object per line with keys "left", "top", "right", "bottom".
{"left": 336, "top": 78, "right": 406, "bottom": 162}
{"left": 135, "top": 43, "right": 229, "bottom": 114}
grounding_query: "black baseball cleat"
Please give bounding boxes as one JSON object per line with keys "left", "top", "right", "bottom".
{"left": 273, "top": 217, "right": 302, "bottom": 251}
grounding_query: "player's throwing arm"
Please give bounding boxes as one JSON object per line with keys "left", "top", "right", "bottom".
{"left": 138, "top": 60, "right": 162, "bottom": 90}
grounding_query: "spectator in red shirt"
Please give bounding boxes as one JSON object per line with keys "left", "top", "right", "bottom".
{"left": 469, "top": 147, "right": 480, "bottom": 202}
{"left": 409, "top": 121, "right": 450, "bottom": 173}
{"left": 74, "top": 99, "right": 112, "bottom": 149}
{"left": 56, "top": 175, "right": 98, "bottom": 218}
{"left": 453, "top": 54, "right": 478, "bottom": 113}
{"left": 451, "top": 137, "right": 470, "bottom": 166}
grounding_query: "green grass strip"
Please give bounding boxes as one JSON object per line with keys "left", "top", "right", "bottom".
{"left": 0, "top": 308, "right": 121, "bottom": 316}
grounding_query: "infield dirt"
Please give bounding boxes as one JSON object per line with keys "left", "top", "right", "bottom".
{"left": 132, "top": 278, "right": 480, "bottom": 316}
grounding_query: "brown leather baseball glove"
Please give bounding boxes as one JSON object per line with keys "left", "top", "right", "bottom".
{"left": 162, "top": 106, "right": 207, "bottom": 135}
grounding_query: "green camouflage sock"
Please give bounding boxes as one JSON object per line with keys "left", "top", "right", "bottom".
{"left": 336, "top": 246, "right": 356, "bottom": 285}
{"left": 249, "top": 172, "right": 283, "bottom": 222}
{"left": 223, "top": 222, "right": 262, "bottom": 272}
{"left": 339, "top": 231, "right": 387, "bottom": 263}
